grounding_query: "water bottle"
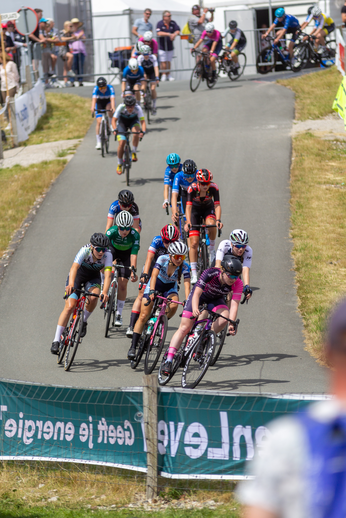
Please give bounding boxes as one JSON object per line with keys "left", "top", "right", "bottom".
{"left": 147, "top": 317, "right": 157, "bottom": 334}
{"left": 206, "top": 232, "right": 210, "bottom": 246}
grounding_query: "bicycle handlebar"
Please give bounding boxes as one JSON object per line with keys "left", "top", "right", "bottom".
{"left": 165, "top": 204, "right": 169, "bottom": 215}
{"left": 64, "top": 288, "right": 100, "bottom": 300}
{"left": 144, "top": 291, "right": 185, "bottom": 307}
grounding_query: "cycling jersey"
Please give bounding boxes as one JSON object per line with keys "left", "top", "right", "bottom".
{"left": 144, "top": 254, "right": 190, "bottom": 297}
{"left": 187, "top": 182, "right": 220, "bottom": 207}
{"left": 114, "top": 103, "right": 145, "bottom": 121}
{"left": 148, "top": 235, "right": 168, "bottom": 257}
{"left": 172, "top": 171, "right": 197, "bottom": 194}
{"left": 106, "top": 226, "right": 140, "bottom": 254}
{"left": 92, "top": 85, "right": 115, "bottom": 102}
{"left": 274, "top": 14, "right": 300, "bottom": 30}
{"left": 227, "top": 28, "right": 247, "bottom": 46}
{"left": 122, "top": 66, "right": 145, "bottom": 83}
{"left": 163, "top": 164, "right": 183, "bottom": 187}
{"left": 137, "top": 54, "right": 158, "bottom": 75}
{"left": 74, "top": 244, "right": 113, "bottom": 272}
{"left": 107, "top": 200, "right": 140, "bottom": 222}
{"left": 138, "top": 36, "right": 159, "bottom": 55}
{"left": 200, "top": 29, "right": 221, "bottom": 43}
{"left": 216, "top": 240, "right": 253, "bottom": 268}
{"left": 305, "top": 12, "right": 334, "bottom": 29}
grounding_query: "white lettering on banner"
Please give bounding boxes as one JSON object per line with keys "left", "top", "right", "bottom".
{"left": 233, "top": 425, "right": 254, "bottom": 461}
{"left": 15, "top": 80, "right": 47, "bottom": 142}
{"left": 1, "top": 12, "right": 20, "bottom": 21}
{"left": 169, "top": 421, "right": 184, "bottom": 457}
{"left": 79, "top": 423, "right": 88, "bottom": 442}
{"left": 158, "top": 420, "right": 169, "bottom": 454}
{"left": 124, "top": 420, "right": 134, "bottom": 446}
{"left": 184, "top": 422, "right": 208, "bottom": 459}
{"left": 0, "top": 405, "right": 7, "bottom": 419}
{"left": 23, "top": 420, "right": 36, "bottom": 445}
{"left": 207, "top": 412, "right": 229, "bottom": 460}
{"left": 88, "top": 416, "right": 94, "bottom": 449}
{"left": 4, "top": 419, "right": 17, "bottom": 438}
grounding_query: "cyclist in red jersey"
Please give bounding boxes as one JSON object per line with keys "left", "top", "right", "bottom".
{"left": 185, "top": 169, "right": 223, "bottom": 284}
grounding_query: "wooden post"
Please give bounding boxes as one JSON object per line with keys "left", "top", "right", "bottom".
{"left": 0, "top": 15, "right": 14, "bottom": 147}
{"left": 9, "top": 100, "right": 18, "bottom": 146}
{"left": 143, "top": 374, "right": 158, "bottom": 500}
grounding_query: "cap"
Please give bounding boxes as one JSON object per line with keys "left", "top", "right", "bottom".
{"left": 1, "top": 23, "right": 7, "bottom": 29}
{"left": 39, "top": 17, "right": 49, "bottom": 23}
{"left": 327, "top": 298, "right": 346, "bottom": 350}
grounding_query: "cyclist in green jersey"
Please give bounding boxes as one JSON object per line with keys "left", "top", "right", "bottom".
{"left": 105, "top": 211, "right": 140, "bottom": 327}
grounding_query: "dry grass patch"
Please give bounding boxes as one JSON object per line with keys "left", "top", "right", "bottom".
{"left": 291, "top": 133, "right": 346, "bottom": 361}
{"left": 0, "top": 160, "right": 67, "bottom": 257}
{"left": 278, "top": 67, "right": 341, "bottom": 120}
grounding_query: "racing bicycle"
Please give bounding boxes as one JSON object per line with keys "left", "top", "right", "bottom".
{"left": 188, "top": 222, "right": 221, "bottom": 279}
{"left": 114, "top": 130, "right": 142, "bottom": 187}
{"left": 142, "top": 78, "right": 158, "bottom": 125}
{"left": 190, "top": 49, "right": 219, "bottom": 92}
{"left": 256, "top": 36, "right": 292, "bottom": 74}
{"left": 92, "top": 109, "right": 112, "bottom": 157}
{"left": 291, "top": 32, "right": 335, "bottom": 72}
{"left": 102, "top": 264, "right": 135, "bottom": 337}
{"left": 218, "top": 48, "right": 246, "bottom": 80}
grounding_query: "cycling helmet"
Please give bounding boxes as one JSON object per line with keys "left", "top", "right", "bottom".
{"left": 205, "top": 22, "right": 215, "bottom": 32}
{"left": 135, "top": 41, "right": 144, "bottom": 53}
{"left": 96, "top": 76, "right": 107, "bottom": 87}
{"left": 307, "top": 5, "right": 314, "bottom": 15}
{"left": 141, "top": 44, "right": 152, "bottom": 55}
{"left": 166, "top": 153, "right": 181, "bottom": 167}
{"left": 168, "top": 241, "right": 188, "bottom": 256}
{"left": 118, "top": 189, "right": 134, "bottom": 206}
{"left": 275, "top": 7, "right": 285, "bottom": 18}
{"left": 221, "top": 256, "right": 243, "bottom": 276}
{"left": 229, "top": 20, "right": 238, "bottom": 29}
{"left": 115, "top": 210, "right": 133, "bottom": 228}
{"left": 90, "top": 232, "right": 110, "bottom": 248}
{"left": 161, "top": 224, "right": 179, "bottom": 242}
{"left": 128, "top": 58, "right": 138, "bottom": 70}
{"left": 143, "top": 30, "right": 153, "bottom": 41}
{"left": 124, "top": 95, "right": 136, "bottom": 107}
{"left": 311, "top": 5, "right": 322, "bottom": 16}
{"left": 182, "top": 159, "right": 197, "bottom": 176}
{"left": 196, "top": 168, "right": 213, "bottom": 183}
{"left": 229, "top": 229, "right": 249, "bottom": 246}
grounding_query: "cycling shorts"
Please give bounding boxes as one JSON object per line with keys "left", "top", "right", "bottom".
{"left": 143, "top": 278, "right": 178, "bottom": 300}
{"left": 108, "top": 245, "right": 132, "bottom": 279}
{"left": 323, "top": 23, "right": 335, "bottom": 35}
{"left": 117, "top": 117, "right": 140, "bottom": 141}
{"left": 95, "top": 99, "right": 110, "bottom": 118}
{"left": 125, "top": 78, "right": 142, "bottom": 91}
{"left": 203, "top": 39, "right": 223, "bottom": 57}
{"left": 144, "top": 69, "right": 156, "bottom": 82}
{"left": 66, "top": 269, "right": 101, "bottom": 300}
{"left": 232, "top": 42, "right": 246, "bottom": 55}
{"left": 189, "top": 203, "right": 216, "bottom": 238}
{"left": 286, "top": 26, "right": 301, "bottom": 42}
{"left": 182, "top": 292, "right": 228, "bottom": 319}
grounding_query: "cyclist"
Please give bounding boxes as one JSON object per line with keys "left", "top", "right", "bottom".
{"left": 127, "top": 241, "right": 191, "bottom": 360}
{"left": 138, "top": 31, "right": 159, "bottom": 56}
{"left": 163, "top": 153, "right": 183, "bottom": 210}
{"left": 215, "top": 229, "right": 253, "bottom": 301}
{"left": 106, "top": 189, "right": 141, "bottom": 234}
{"left": 300, "top": 6, "right": 335, "bottom": 50}
{"left": 262, "top": 8, "right": 300, "bottom": 59}
{"left": 112, "top": 95, "right": 146, "bottom": 173}
{"left": 50, "top": 233, "right": 112, "bottom": 355}
{"left": 161, "top": 255, "right": 243, "bottom": 376}
{"left": 224, "top": 21, "right": 247, "bottom": 74}
{"left": 122, "top": 57, "right": 145, "bottom": 103}
{"left": 171, "top": 159, "right": 198, "bottom": 224}
{"left": 191, "top": 22, "right": 222, "bottom": 83}
{"left": 105, "top": 211, "right": 139, "bottom": 327}
{"left": 91, "top": 77, "right": 116, "bottom": 150}
{"left": 185, "top": 169, "right": 223, "bottom": 284}
{"left": 126, "top": 223, "right": 179, "bottom": 337}
{"left": 137, "top": 45, "right": 160, "bottom": 115}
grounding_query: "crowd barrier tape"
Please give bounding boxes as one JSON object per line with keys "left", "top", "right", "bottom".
{"left": 14, "top": 80, "right": 46, "bottom": 143}
{"left": 0, "top": 379, "right": 327, "bottom": 480}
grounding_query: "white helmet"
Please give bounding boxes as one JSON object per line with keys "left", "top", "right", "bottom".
{"left": 141, "top": 44, "right": 152, "bottom": 55}
{"left": 168, "top": 241, "right": 188, "bottom": 256}
{"left": 229, "top": 229, "right": 249, "bottom": 246}
{"left": 205, "top": 22, "right": 215, "bottom": 32}
{"left": 128, "top": 58, "right": 138, "bottom": 71}
{"left": 116, "top": 210, "right": 133, "bottom": 228}
{"left": 311, "top": 5, "right": 322, "bottom": 16}
{"left": 143, "top": 31, "right": 153, "bottom": 41}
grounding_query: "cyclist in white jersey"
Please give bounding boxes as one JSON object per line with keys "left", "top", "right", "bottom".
{"left": 137, "top": 45, "right": 159, "bottom": 115}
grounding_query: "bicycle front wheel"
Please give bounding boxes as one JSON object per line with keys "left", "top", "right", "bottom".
{"left": 256, "top": 47, "right": 276, "bottom": 74}
{"left": 291, "top": 42, "right": 308, "bottom": 72}
{"left": 202, "top": 242, "right": 209, "bottom": 272}
{"left": 190, "top": 62, "right": 202, "bottom": 92}
{"left": 105, "top": 281, "right": 116, "bottom": 338}
{"left": 124, "top": 143, "right": 130, "bottom": 186}
{"left": 158, "top": 348, "right": 182, "bottom": 386}
{"left": 181, "top": 331, "right": 216, "bottom": 389}
{"left": 64, "top": 312, "right": 83, "bottom": 371}
{"left": 57, "top": 327, "right": 69, "bottom": 364}
{"left": 144, "top": 315, "right": 168, "bottom": 374}
{"left": 101, "top": 120, "right": 105, "bottom": 157}
{"left": 209, "top": 326, "right": 227, "bottom": 366}
{"left": 130, "top": 331, "right": 148, "bottom": 370}
{"left": 229, "top": 53, "right": 247, "bottom": 81}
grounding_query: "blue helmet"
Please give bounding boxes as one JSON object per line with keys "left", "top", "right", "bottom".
{"left": 166, "top": 153, "right": 181, "bottom": 167}
{"left": 275, "top": 7, "right": 285, "bottom": 18}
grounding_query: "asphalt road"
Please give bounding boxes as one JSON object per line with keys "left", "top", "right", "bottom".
{"left": 0, "top": 75, "right": 327, "bottom": 394}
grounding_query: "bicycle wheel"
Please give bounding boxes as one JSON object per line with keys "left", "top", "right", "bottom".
{"left": 64, "top": 312, "right": 83, "bottom": 371}
{"left": 291, "top": 42, "right": 308, "bottom": 72}
{"left": 201, "top": 242, "right": 209, "bottom": 272}
{"left": 158, "top": 348, "right": 182, "bottom": 386}
{"left": 145, "top": 93, "right": 151, "bottom": 125}
{"left": 57, "top": 327, "right": 69, "bottom": 365}
{"left": 144, "top": 315, "right": 168, "bottom": 374}
{"left": 325, "top": 39, "right": 336, "bottom": 58}
{"left": 130, "top": 330, "right": 148, "bottom": 369}
{"left": 207, "top": 61, "right": 219, "bottom": 89}
{"left": 101, "top": 120, "right": 105, "bottom": 157}
{"left": 190, "top": 62, "right": 202, "bottom": 92}
{"left": 229, "top": 53, "right": 246, "bottom": 81}
{"left": 181, "top": 331, "right": 216, "bottom": 389}
{"left": 105, "top": 280, "right": 116, "bottom": 338}
{"left": 123, "top": 142, "right": 130, "bottom": 186}
{"left": 320, "top": 46, "right": 335, "bottom": 68}
{"left": 209, "top": 326, "right": 227, "bottom": 366}
{"left": 256, "top": 47, "right": 276, "bottom": 74}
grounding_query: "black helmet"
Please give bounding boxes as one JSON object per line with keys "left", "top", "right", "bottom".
{"left": 182, "top": 159, "right": 197, "bottom": 176}
{"left": 229, "top": 20, "right": 237, "bottom": 29}
{"left": 90, "top": 232, "right": 110, "bottom": 248}
{"left": 124, "top": 95, "right": 136, "bottom": 107}
{"left": 118, "top": 189, "right": 134, "bottom": 205}
{"left": 221, "top": 255, "right": 242, "bottom": 276}
{"left": 97, "top": 76, "right": 107, "bottom": 87}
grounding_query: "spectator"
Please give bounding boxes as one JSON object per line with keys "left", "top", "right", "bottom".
{"left": 156, "top": 11, "right": 180, "bottom": 81}
{"left": 30, "top": 8, "right": 43, "bottom": 70}
{"left": 132, "top": 9, "right": 153, "bottom": 39}
{"left": 188, "top": 4, "right": 214, "bottom": 44}
{"left": 4, "top": 21, "right": 26, "bottom": 72}
{"left": 39, "top": 18, "right": 52, "bottom": 86}
{"left": 59, "top": 21, "right": 75, "bottom": 87}
{"left": 341, "top": 1, "right": 346, "bottom": 26}
{"left": 0, "top": 51, "right": 19, "bottom": 128}
{"left": 46, "top": 18, "right": 59, "bottom": 74}
{"left": 238, "top": 297, "right": 346, "bottom": 517}
{"left": 70, "top": 18, "right": 86, "bottom": 87}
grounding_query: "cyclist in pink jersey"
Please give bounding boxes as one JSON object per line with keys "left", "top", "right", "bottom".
{"left": 139, "top": 31, "right": 158, "bottom": 55}
{"left": 191, "top": 22, "right": 222, "bottom": 83}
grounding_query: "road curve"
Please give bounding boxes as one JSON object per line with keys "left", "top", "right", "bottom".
{"left": 0, "top": 78, "right": 327, "bottom": 394}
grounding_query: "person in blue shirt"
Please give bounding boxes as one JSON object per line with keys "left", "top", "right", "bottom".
{"left": 122, "top": 57, "right": 145, "bottom": 103}
{"left": 162, "top": 153, "right": 183, "bottom": 210}
{"left": 262, "top": 8, "right": 301, "bottom": 58}
{"left": 91, "top": 77, "right": 116, "bottom": 150}
{"left": 171, "top": 159, "right": 197, "bottom": 222}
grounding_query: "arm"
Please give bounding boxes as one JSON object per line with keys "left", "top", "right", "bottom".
{"left": 110, "top": 96, "right": 116, "bottom": 112}
{"left": 185, "top": 204, "right": 192, "bottom": 230}
{"left": 154, "top": 64, "right": 159, "bottom": 79}
{"left": 263, "top": 23, "right": 276, "bottom": 37}
{"left": 193, "top": 38, "right": 203, "bottom": 50}
{"left": 191, "top": 286, "right": 203, "bottom": 316}
{"left": 198, "top": 9, "right": 208, "bottom": 25}
{"left": 164, "top": 184, "right": 170, "bottom": 208}
{"left": 132, "top": 25, "right": 139, "bottom": 37}
{"left": 171, "top": 30, "right": 180, "bottom": 41}
{"left": 274, "top": 27, "right": 286, "bottom": 43}
{"left": 184, "top": 277, "right": 191, "bottom": 300}
{"left": 112, "top": 117, "right": 117, "bottom": 131}
{"left": 29, "top": 33, "right": 41, "bottom": 43}
{"left": 243, "top": 507, "right": 279, "bottom": 518}
{"left": 157, "top": 31, "right": 170, "bottom": 37}
{"left": 243, "top": 266, "right": 250, "bottom": 287}
{"left": 91, "top": 97, "right": 96, "bottom": 114}
{"left": 171, "top": 191, "right": 179, "bottom": 220}
{"left": 130, "top": 254, "right": 138, "bottom": 282}
{"left": 215, "top": 205, "right": 223, "bottom": 229}
{"left": 66, "top": 262, "right": 80, "bottom": 295}
{"left": 300, "top": 20, "right": 309, "bottom": 30}
{"left": 140, "top": 118, "right": 146, "bottom": 135}
{"left": 143, "top": 251, "right": 155, "bottom": 276}
{"left": 228, "top": 298, "right": 240, "bottom": 334}
{"left": 77, "top": 30, "right": 86, "bottom": 40}
{"left": 102, "top": 269, "right": 112, "bottom": 301}
{"left": 149, "top": 266, "right": 160, "bottom": 292}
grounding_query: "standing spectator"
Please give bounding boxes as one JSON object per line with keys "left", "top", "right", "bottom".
{"left": 188, "top": 4, "right": 214, "bottom": 44}
{"left": 0, "top": 51, "right": 19, "bottom": 128}
{"left": 59, "top": 21, "right": 75, "bottom": 87}
{"left": 39, "top": 18, "right": 52, "bottom": 86}
{"left": 29, "top": 8, "right": 43, "bottom": 71}
{"left": 132, "top": 9, "right": 153, "bottom": 39}
{"left": 70, "top": 18, "right": 86, "bottom": 87}
{"left": 4, "top": 21, "right": 26, "bottom": 72}
{"left": 47, "top": 18, "right": 59, "bottom": 74}
{"left": 156, "top": 11, "right": 180, "bottom": 82}
{"left": 238, "top": 297, "right": 346, "bottom": 517}
{"left": 341, "top": 1, "right": 346, "bottom": 26}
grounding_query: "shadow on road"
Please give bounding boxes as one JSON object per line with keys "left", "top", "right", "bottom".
{"left": 198, "top": 377, "right": 290, "bottom": 391}
{"left": 158, "top": 95, "right": 179, "bottom": 100}
{"left": 57, "top": 357, "right": 130, "bottom": 373}
{"left": 212, "top": 353, "right": 297, "bottom": 370}
{"left": 146, "top": 127, "right": 168, "bottom": 133}
{"left": 153, "top": 117, "right": 180, "bottom": 124}
{"left": 213, "top": 84, "right": 243, "bottom": 91}
{"left": 130, "top": 177, "right": 166, "bottom": 186}
{"left": 156, "top": 105, "right": 174, "bottom": 110}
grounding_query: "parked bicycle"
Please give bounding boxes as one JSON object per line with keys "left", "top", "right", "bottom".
{"left": 57, "top": 288, "right": 100, "bottom": 371}
{"left": 188, "top": 222, "right": 221, "bottom": 278}
{"left": 92, "top": 109, "right": 112, "bottom": 157}
{"left": 102, "top": 264, "right": 135, "bottom": 337}
{"left": 256, "top": 35, "right": 292, "bottom": 74}
{"left": 218, "top": 48, "right": 246, "bottom": 80}
{"left": 115, "top": 130, "right": 142, "bottom": 187}
{"left": 190, "top": 49, "right": 219, "bottom": 92}
{"left": 291, "top": 32, "right": 335, "bottom": 72}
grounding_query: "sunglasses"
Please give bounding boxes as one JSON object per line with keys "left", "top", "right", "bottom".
{"left": 199, "top": 181, "right": 210, "bottom": 186}
{"left": 119, "top": 226, "right": 131, "bottom": 231}
{"left": 225, "top": 273, "right": 239, "bottom": 279}
{"left": 172, "top": 254, "right": 185, "bottom": 260}
{"left": 169, "top": 165, "right": 179, "bottom": 170}
{"left": 120, "top": 203, "right": 132, "bottom": 209}
{"left": 234, "top": 244, "right": 246, "bottom": 249}
{"left": 94, "top": 246, "right": 106, "bottom": 253}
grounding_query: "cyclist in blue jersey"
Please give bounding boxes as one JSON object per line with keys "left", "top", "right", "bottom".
{"left": 163, "top": 153, "right": 183, "bottom": 210}
{"left": 127, "top": 241, "right": 191, "bottom": 360}
{"left": 171, "top": 159, "right": 197, "bottom": 224}
{"left": 105, "top": 189, "right": 141, "bottom": 234}
{"left": 263, "top": 8, "right": 301, "bottom": 58}
{"left": 122, "top": 57, "right": 145, "bottom": 103}
{"left": 126, "top": 223, "right": 179, "bottom": 337}
{"left": 91, "top": 77, "right": 116, "bottom": 150}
